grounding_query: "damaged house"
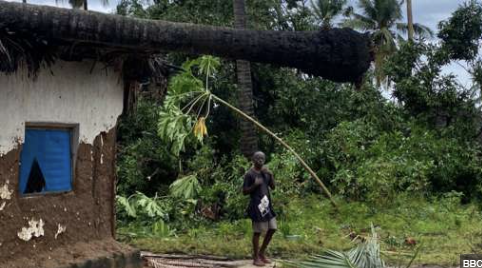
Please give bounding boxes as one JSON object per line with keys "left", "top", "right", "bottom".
{"left": 0, "top": 1, "right": 371, "bottom": 268}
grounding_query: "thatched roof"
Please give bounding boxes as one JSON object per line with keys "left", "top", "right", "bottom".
{"left": 0, "top": 1, "right": 372, "bottom": 82}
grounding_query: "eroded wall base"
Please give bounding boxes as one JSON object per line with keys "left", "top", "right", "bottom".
{"left": 3, "top": 239, "right": 142, "bottom": 268}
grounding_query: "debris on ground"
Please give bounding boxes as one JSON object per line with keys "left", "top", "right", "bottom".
{"left": 142, "top": 252, "right": 277, "bottom": 268}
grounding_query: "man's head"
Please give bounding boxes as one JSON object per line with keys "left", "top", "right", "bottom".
{"left": 252, "top": 151, "right": 266, "bottom": 169}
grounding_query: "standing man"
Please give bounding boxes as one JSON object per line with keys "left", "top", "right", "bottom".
{"left": 243, "top": 151, "right": 276, "bottom": 267}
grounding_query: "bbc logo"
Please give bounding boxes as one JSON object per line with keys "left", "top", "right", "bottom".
{"left": 461, "top": 255, "right": 482, "bottom": 267}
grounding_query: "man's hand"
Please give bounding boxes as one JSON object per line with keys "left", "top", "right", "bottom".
{"left": 243, "top": 176, "right": 263, "bottom": 195}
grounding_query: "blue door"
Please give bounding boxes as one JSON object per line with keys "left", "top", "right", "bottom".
{"left": 19, "top": 129, "right": 73, "bottom": 194}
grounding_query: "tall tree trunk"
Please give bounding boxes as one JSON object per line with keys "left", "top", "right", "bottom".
{"left": 406, "top": 0, "right": 414, "bottom": 40}
{"left": 0, "top": 1, "right": 372, "bottom": 83}
{"left": 233, "top": 0, "right": 258, "bottom": 158}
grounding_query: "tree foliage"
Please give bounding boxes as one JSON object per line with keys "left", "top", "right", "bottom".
{"left": 115, "top": 0, "right": 482, "bottom": 242}
{"left": 438, "top": 0, "right": 482, "bottom": 62}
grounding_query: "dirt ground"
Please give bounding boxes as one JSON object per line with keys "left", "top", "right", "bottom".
{"left": 2, "top": 239, "right": 138, "bottom": 268}
{"left": 142, "top": 252, "right": 278, "bottom": 268}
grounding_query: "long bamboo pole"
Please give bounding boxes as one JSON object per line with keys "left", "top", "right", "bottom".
{"left": 210, "top": 94, "right": 338, "bottom": 208}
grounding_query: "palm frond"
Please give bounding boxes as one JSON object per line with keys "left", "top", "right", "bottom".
{"left": 312, "top": 0, "right": 348, "bottom": 27}
{"left": 358, "top": 0, "right": 377, "bottom": 23}
{"left": 413, "top": 23, "right": 434, "bottom": 38}
{"left": 0, "top": 29, "right": 56, "bottom": 77}
{"left": 396, "top": 22, "right": 434, "bottom": 38}
{"left": 347, "top": 225, "right": 385, "bottom": 268}
{"left": 285, "top": 250, "right": 357, "bottom": 268}
{"left": 379, "top": 0, "right": 403, "bottom": 23}
{"left": 372, "top": 27, "right": 397, "bottom": 52}
{"left": 342, "top": 13, "right": 377, "bottom": 30}
{"left": 311, "top": 0, "right": 326, "bottom": 20}
{"left": 354, "top": 0, "right": 403, "bottom": 30}
{"left": 343, "top": 6, "right": 354, "bottom": 17}
{"left": 396, "top": 22, "right": 408, "bottom": 33}
{"left": 285, "top": 225, "right": 386, "bottom": 268}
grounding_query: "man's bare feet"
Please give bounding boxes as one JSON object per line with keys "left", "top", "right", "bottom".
{"left": 259, "top": 254, "right": 272, "bottom": 264}
{"left": 253, "top": 258, "right": 266, "bottom": 266}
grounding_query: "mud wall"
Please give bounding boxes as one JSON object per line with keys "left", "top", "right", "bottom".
{"left": 0, "top": 61, "right": 124, "bottom": 264}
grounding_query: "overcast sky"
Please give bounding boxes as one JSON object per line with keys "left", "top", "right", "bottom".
{"left": 5, "top": 0, "right": 474, "bottom": 87}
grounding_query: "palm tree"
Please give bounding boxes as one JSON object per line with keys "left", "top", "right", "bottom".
{"left": 233, "top": 0, "right": 258, "bottom": 158}
{"left": 406, "top": 0, "right": 414, "bottom": 40}
{"left": 344, "top": 0, "right": 432, "bottom": 85}
{"left": 311, "top": 0, "right": 350, "bottom": 29}
{"left": 397, "top": 0, "right": 433, "bottom": 41}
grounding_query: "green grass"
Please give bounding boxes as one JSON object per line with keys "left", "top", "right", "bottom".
{"left": 121, "top": 194, "right": 482, "bottom": 266}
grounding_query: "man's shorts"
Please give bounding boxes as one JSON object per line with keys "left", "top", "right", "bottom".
{"left": 252, "top": 217, "right": 277, "bottom": 233}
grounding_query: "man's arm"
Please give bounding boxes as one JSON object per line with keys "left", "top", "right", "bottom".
{"left": 268, "top": 174, "right": 275, "bottom": 190}
{"left": 243, "top": 183, "right": 259, "bottom": 195}
{"left": 262, "top": 167, "right": 275, "bottom": 190}
{"left": 243, "top": 175, "right": 262, "bottom": 195}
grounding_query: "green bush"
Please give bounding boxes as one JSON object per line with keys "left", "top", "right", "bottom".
{"left": 325, "top": 119, "right": 482, "bottom": 201}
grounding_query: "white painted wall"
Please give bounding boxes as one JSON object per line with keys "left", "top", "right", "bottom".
{"left": 0, "top": 60, "right": 124, "bottom": 155}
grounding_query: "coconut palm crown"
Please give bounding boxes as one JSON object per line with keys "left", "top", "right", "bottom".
{"left": 311, "top": 0, "right": 350, "bottom": 29}
{"left": 344, "top": 0, "right": 433, "bottom": 86}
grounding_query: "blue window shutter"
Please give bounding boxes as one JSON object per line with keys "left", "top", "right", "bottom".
{"left": 19, "top": 129, "right": 72, "bottom": 194}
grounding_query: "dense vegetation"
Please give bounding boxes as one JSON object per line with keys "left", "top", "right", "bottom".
{"left": 114, "top": 0, "right": 482, "bottom": 266}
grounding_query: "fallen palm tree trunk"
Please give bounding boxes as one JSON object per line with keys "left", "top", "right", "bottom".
{"left": 0, "top": 0, "right": 371, "bottom": 83}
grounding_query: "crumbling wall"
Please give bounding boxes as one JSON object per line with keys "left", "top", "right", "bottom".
{"left": 0, "top": 128, "right": 118, "bottom": 265}
{"left": 0, "top": 61, "right": 124, "bottom": 266}
{"left": 0, "top": 60, "right": 123, "bottom": 156}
